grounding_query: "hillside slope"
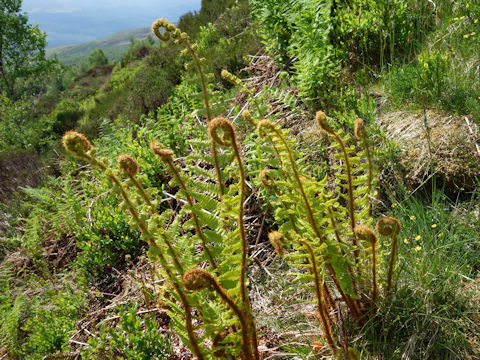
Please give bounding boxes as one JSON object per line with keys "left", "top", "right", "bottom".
{"left": 46, "top": 27, "right": 154, "bottom": 65}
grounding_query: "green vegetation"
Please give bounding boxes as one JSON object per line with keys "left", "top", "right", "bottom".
{"left": 0, "top": 0, "right": 56, "bottom": 100}
{"left": 1, "top": 0, "right": 480, "bottom": 359}
{"left": 46, "top": 27, "right": 154, "bottom": 65}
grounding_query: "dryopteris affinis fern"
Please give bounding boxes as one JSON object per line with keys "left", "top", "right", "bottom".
{"left": 62, "top": 17, "right": 403, "bottom": 359}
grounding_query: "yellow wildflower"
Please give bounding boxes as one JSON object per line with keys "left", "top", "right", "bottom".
{"left": 415, "top": 235, "right": 421, "bottom": 241}
{"left": 438, "top": 233, "right": 443, "bottom": 238}
{"left": 415, "top": 245, "right": 422, "bottom": 252}
{"left": 431, "top": 224, "right": 437, "bottom": 228}
{"left": 404, "top": 238, "right": 410, "bottom": 244}
{"left": 410, "top": 215, "right": 416, "bottom": 220}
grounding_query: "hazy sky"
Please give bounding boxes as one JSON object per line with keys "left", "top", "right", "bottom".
{"left": 22, "top": 0, "right": 201, "bottom": 48}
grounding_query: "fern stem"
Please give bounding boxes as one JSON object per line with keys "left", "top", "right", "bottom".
{"left": 211, "top": 142, "right": 225, "bottom": 197}
{"left": 185, "top": 42, "right": 211, "bottom": 122}
{"left": 126, "top": 173, "right": 185, "bottom": 274}
{"left": 301, "top": 241, "right": 337, "bottom": 355}
{"left": 128, "top": 175, "right": 154, "bottom": 208}
{"left": 231, "top": 128, "right": 260, "bottom": 360}
{"left": 386, "top": 233, "right": 398, "bottom": 293}
{"left": 184, "top": 42, "right": 225, "bottom": 197}
{"left": 332, "top": 132, "right": 358, "bottom": 256}
{"left": 205, "top": 275, "right": 255, "bottom": 360}
{"left": 164, "top": 158, "right": 217, "bottom": 268}
{"left": 323, "top": 197, "right": 361, "bottom": 298}
{"left": 371, "top": 239, "right": 378, "bottom": 303}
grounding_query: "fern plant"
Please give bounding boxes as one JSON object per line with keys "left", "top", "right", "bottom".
{"left": 63, "top": 17, "right": 403, "bottom": 359}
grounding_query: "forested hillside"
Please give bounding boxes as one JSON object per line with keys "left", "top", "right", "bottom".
{"left": 46, "top": 27, "right": 155, "bottom": 65}
{"left": 1, "top": 0, "right": 480, "bottom": 359}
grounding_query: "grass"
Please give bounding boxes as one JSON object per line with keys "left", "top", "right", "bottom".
{"left": 384, "top": 2, "right": 480, "bottom": 124}
{"left": 353, "top": 184, "right": 480, "bottom": 359}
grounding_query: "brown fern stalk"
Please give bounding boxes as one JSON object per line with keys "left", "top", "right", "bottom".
{"left": 300, "top": 241, "right": 338, "bottom": 355}
{"left": 377, "top": 217, "right": 401, "bottom": 294}
{"left": 208, "top": 117, "right": 260, "bottom": 360}
{"left": 183, "top": 269, "right": 255, "bottom": 360}
{"left": 150, "top": 141, "right": 217, "bottom": 269}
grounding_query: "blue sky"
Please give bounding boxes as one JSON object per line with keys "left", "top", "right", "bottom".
{"left": 22, "top": 0, "right": 201, "bottom": 48}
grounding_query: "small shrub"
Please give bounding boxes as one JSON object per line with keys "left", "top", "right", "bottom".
{"left": 81, "top": 303, "right": 173, "bottom": 360}
{"left": 75, "top": 197, "right": 142, "bottom": 280}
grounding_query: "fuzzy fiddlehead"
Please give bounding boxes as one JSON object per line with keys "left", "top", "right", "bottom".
{"left": 268, "top": 231, "right": 284, "bottom": 258}
{"left": 117, "top": 154, "right": 154, "bottom": 207}
{"left": 152, "top": 19, "right": 211, "bottom": 121}
{"left": 62, "top": 131, "right": 91, "bottom": 159}
{"left": 377, "top": 217, "right": 401, "bottom": 293}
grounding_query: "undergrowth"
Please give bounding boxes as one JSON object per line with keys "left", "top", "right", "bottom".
{"left": 1, "top": 1, "right": 480, "bottom": 359}
{"left": 60, "top": 17, "right": 456, "bottom": 359}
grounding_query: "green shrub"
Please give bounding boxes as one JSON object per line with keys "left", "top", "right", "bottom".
{"left": 0, "top": 280, "right": 82, "bottom": 360}
{"left": 251, "top": 0, "right": 441, "bottom": 104}
{"left": 82, "top": 303, "right": 173, "bottom": 359}
{"left": 88, "top": 49, "right": 109, "bottom": 67}
{"left": 75, "top": 197, "right": 142, "bottom": 279}
{"left": 385, "top": 2, "right": 480, "bottom": 120}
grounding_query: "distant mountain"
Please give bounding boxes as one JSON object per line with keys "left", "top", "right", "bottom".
{"left": 23, "top": 0, "right": 201, "bottom": 48}
{"left": 46, "top": 27, "right": 154, "bottom": 65}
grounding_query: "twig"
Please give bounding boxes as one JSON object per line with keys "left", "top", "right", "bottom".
{"left": 464, "top": 116, "right": 480, "bottom": 158}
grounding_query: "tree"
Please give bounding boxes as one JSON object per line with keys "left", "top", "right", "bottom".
{"left": 87, "top": 49, "right": 109, "bottom": 67}
{"left": 0, "top": 0, "right": 54, "bottom": 100}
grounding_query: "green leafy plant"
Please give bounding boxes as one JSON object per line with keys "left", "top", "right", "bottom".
{"left": 82, "top": 303, "right": 173, "bottom": 360}
{"left": 251, "top": 0, "right": 441, "bottom": 104}
{"left": 62, "top": 18, "right": 406, "bottom": 359}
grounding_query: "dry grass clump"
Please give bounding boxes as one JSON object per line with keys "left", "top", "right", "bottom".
{"left": 378, "top": 109, "right": 480, "bottom": 193}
